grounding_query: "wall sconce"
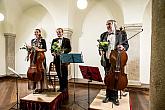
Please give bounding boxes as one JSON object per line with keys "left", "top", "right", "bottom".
{"left": 77, "top": 0, "right": 88, "bottom": 10}
{"left": 0, "top": 13, "right": 4, "bottom": 21}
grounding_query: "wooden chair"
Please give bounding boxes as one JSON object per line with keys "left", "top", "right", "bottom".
{"left": 47, "top": 62, "right": 58, "bottom": 91}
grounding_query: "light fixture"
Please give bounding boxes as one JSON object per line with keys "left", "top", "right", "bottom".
{"left": 77, "top": 0, "right": 88, "bottom": 10}
{"left": 0, "top": 13, "right": 4, "bottom": 21}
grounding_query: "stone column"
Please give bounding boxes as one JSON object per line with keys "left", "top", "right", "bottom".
{"left": 63, "top": 28, "right": 73, "bottom": 79}
{"left": 4, "top": 33, "right": 16, "bottom": 75}
{"left": 124, "top": 24, "right": 142, "bottom": 85}
{"left": 150, "top": 0, "right": 165, "bottom": 110}
{"left": 63, "top": 28, "right": 73, "bottom": 39}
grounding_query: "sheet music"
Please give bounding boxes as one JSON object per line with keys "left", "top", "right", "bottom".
{"left": 60, "top": 53, "right": 83, "bottom": 63}
{"left": 8, "top": 67, "right": 22, "bottom": 78}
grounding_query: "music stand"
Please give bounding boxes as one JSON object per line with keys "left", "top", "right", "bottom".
{"left": 79, "top": 65, "right": 103, "bottom": 110}
{"left": 8, "top": 67, "right": 22, "bottom": 110}
{"left": 60, "top": 53, "right": 84, "bottom": 109}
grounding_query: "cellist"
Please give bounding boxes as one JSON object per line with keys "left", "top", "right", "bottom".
{"left": 98, "top": 20, "right": 129, "bottom": 105}
{"left": 27, "top": 28, "right": 48, "bottom": 93}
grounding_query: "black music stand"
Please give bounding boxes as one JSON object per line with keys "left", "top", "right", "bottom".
{"left": 8, "top": 67, "right": 22, "bottom": 110}
{"left": 60, "top": 53, "right": 84, "bottom": 109}
{"left": 79, "top": 65, "right": 103, "bottom": 110}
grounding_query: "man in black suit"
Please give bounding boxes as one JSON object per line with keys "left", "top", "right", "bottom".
{"left": 99, "top": 20, "right": 129, "bottom": 105}
{"left": 51, "top": 28, "right": 71, "bottom": 92}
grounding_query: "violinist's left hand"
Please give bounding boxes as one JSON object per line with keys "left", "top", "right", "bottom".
{"left": 117, "top": 45, "right": 125, "bottom": 51}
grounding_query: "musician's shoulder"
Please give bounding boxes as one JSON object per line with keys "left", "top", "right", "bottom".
{"left": 116, "top": 29, "right": 120, "bottom": 33}
{"left": 31, "top": 38, "right": 35, "bottom": 42}
{"left": 41, "top": 38, "right": 46, "bottom": 41}
{"left": 116, "top": 29, "right": 126, "bottom": 35}
{"left": 116, "top": 30, "right": 121, "bottom": 35}
{"left": 121, "top": 30, "right": 127, "bottom": 36}
{"left": 64, "top": 37, "right": 70, "bottom": 41}
{"left": 53, "top": 38, "right": 58, "bottom": 41}
{"left": 103, "top": 31, "right": 108, "bottom": 34}
{"left": 100, "top": 32, "right": 108, "bottom": 36}
{"left": 122, "top": 30, "right": 126, "bottom": 33}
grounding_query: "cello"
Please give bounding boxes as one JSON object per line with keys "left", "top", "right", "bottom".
{"left": 104, "top": 27, "right": 143, "bottom": 90}
{"left": 27, "top": 45, "right": 45, "bottom": 82}
{"left": 104, "top": 49, "right": 128, "bottom": 90}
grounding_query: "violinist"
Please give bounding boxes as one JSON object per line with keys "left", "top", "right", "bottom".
{"left": 99, "top": 20, "right": 129, "bottom": 105}
{"left": 51, "top": 28, "right": 71, "bottom": 92}
{"left": 27, "top": 28, "right": 48, "bottom": 93}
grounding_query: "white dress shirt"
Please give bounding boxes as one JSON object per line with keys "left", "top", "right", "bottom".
{"left": 58, "top": 37, "right": 63, "bottom": 46}
{"left": 106, "top": 34, "right": 116, "bottom": 59}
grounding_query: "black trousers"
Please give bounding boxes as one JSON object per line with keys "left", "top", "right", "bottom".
{"left": 54, "top": 56, "right": 68, "bottom": 90}
{"left": 106, "top": 89, "right": 118, "bottom": 99}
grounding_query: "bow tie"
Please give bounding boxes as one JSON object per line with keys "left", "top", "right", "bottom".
{"left": 58, "top": 38, "right": 62, "bottom": 40}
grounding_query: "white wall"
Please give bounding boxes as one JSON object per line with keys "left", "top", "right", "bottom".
{"left": 2, "top": 0, "right": 23, "bottom": 33}
{"left": 78, "top": 3, "right": 117, "bottom": 79}
{"left": 0, "top": 22, "right": 6, "bottom": 76}
{"left": 36, "top": 0, "right": 69, "bottom": 28}
{"left": 117, "top": 0, "right": 150, "bottom": 24}
{"left": 0, "top": 0, "right": 6, "bottom": 76}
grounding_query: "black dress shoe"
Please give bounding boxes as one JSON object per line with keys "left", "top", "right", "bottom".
{"left": 103, "top": 97, "right": 109, "bottom": 103}
{"left": 33, "top": 89, "right": 43, "bottom": 94}
{"left": 113, "top": 99, "right": 119, "bottom": 106}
